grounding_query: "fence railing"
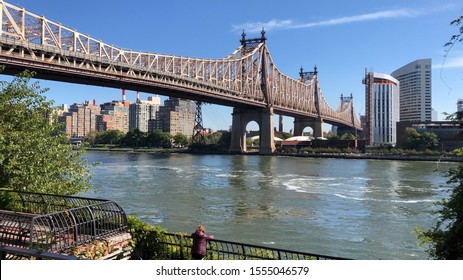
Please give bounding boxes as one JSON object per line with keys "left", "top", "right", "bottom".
{"left": 0, "top": 245, "right": 81, "bottom": 260}
{"left": 157, "top": 232, "right": 350, "bottom": 260}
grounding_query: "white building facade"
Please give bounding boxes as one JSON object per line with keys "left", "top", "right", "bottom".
{"left": 368, "top": 72, "right": 400, "bottom": 145}
{"left": 129, "top": 96, "right": 160, "bottom": 132}
{"left": 391, "top": 59, "right": 432, "bottom": 122}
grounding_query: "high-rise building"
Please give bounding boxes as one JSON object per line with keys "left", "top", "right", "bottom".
{"left": 98, "top": 100, "right": 130, "bottom": 133}
{"left": 391, "top": 59, "right": 432, "bottom": 122}
{"left": 129, "top": 96, "right": 160, "bottom": 132}
{"left": 60, "top": 100, "right": 101, "bottom": 138}
{"left": 363, "top": 72, "right": 400, "bottom": 145}
{"left": 155, "top": 97, "right": 196, "bottom": 137}
{"left": 49, "top": 104, "right": 67, "bottom": 125}
{"left": 432, "top": 108, "right": 438, "bottom": 121}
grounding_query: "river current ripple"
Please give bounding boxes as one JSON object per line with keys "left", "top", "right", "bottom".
{"left": 82, "top": 151, "right": 455, "bottom": 260}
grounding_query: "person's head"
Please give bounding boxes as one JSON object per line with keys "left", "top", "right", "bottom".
{"left": 197, "top": 225, "right": 206, "bottom": 232}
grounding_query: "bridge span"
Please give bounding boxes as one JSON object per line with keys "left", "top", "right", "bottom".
{"left": 0, "top": 0, "right": 362, "bottom": 154}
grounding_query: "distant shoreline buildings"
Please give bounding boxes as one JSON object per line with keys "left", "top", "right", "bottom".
{"left": 53, "top": 57, "right": 461, "bottom": 151}
{"left": 363, "top": 58, "right": 462, "bottom": 150}
{"left": 56, "top": 91, "right": 196, "bottom": 140}
{"left": 364, "top": 59, "right": 432, "bottom": 146}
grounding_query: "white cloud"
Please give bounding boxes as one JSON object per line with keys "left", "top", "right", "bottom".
{"left": 232, "top": 19, "right": 294, "bottom": 33}
{"left": 438, "top": 56, "right": 463, "bottom": 69}
{"left": 232, "top": 8, "right": 427, "bottom": 33}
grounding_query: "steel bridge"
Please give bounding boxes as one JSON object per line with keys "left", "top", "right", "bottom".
{"left": 0, "top": 0, "right": 362, "bottom": 154}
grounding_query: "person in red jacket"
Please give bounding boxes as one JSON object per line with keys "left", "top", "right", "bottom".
{"left": 191, "top": 225, "right": 214, "bottom": 260}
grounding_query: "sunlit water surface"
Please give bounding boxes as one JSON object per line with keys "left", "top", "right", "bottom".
{"left": 82, "top": 151, "right": 455, "bottom": 259}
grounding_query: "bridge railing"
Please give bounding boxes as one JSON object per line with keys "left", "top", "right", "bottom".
{"left": 152, "top": 232, "right": 350, "bottom": 260}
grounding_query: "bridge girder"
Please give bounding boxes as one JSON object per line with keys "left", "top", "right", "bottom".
{"left": 0, "top": 0, "right": 362, "bottom": 131}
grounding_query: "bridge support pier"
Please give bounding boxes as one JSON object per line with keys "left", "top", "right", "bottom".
{"left": 230, "top": 107, "right": 275, "bottom": 155}
{"left": 294, "top": 117, "right": 324, "bottom": 138}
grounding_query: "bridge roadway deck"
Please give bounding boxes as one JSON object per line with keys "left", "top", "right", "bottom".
{"left": 0, "top": 37, "right": 359, "bottom": 129}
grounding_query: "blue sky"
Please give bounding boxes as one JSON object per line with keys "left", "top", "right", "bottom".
{"left": 2, "top": 0, "right": 463, "bottom": 132}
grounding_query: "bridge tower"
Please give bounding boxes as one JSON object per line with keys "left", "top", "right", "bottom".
{"left": 293, "top": 66, "right": 324, "bottom": 138}
{"left": 192, "top": 101, "right": 205, "bottom": 145}
{"left": 230, "top": 107, "right": 275, "bottom": 154}
{"left": 336, "top": 94, "right": 358, "bottom": 137}
{"left": 230, "top": 29, "right": 275, "bottom": 154}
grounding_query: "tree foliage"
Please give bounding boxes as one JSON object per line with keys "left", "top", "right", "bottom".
{"left": 443, "top": 111, "right": 463, "bottom": 121}
{"left": 0, "top": 70, "right": 95, "bottom": 195}
{"left": 340, "top": 133, "right": 357, "bottom": 140}
{"left": 323, "top": 132, "right": 339, "bottom": 139}
{"left": 417, "top": 148, "right": 463, "bottom": 259}
{"left": 403, "top": 127, "right": 439, "bottom": 151}
{"left": 444, "top": 15, "right": 463, "bottom": 52}
{"left": 121, "top": 129, "right": 147, "bottom": 147}
{"left": 146, "top": 130, "right": 171, "bottom": 148}
{"left": 94, "top": 130, "right": 125, "bottom": 145}
{"left": 189, "top": 131, "right": 232, "bottom": 152}
{"left": 119, "top": 129, "right": 173, "bottom": 148}
{"left": 173, "top": 132, "right": 188, "bottom": 147}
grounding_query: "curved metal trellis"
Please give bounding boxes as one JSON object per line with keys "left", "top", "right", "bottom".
{"left": 0, "top": 190, "right": 128, "bottom": 253}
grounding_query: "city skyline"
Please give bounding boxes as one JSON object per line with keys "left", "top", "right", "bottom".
{"left": 1, "top": 0, "right": 462, "bottom": 132}
{"left": 57, "top": 96, "right": 197, "bottom": 139}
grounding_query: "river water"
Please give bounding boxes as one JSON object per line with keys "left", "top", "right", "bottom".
{"left": 82, "top": 151, "right": 455, "bottom": 260}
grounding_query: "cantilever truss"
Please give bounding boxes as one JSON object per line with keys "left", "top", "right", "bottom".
{"left": 0, "top": 0, "right": 361, "bottom": 130}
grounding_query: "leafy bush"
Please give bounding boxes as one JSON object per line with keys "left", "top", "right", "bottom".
{"left": 417, "top": 148, "right": 463, "bottom": 259}
{"left": 127, "top": 215, "right": 169, "bottom": 260}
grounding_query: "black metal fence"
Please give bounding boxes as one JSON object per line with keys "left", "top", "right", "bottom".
{"left": 0, "top": 190, "right": 128, "bottom": 253}
{"left": 157, "top": 232, "right": 350, "bottom": 260}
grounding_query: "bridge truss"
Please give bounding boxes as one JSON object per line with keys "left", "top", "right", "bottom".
{"left": 0, "top": 0, "right": 361, "bottom": 130}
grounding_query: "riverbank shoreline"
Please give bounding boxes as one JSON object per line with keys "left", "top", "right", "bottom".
{"left": 85, "top": 147, "right": 460, "bottom": 162}
{"left": 280, "top": 152, "right": 460, "bottom": 162}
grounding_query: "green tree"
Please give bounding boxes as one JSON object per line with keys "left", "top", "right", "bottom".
{"left": 443, "top": 111, "right": 463, "bottom": 121}
{"left": 403, "top": 128, "right": 439, "bottom": 151}
{"left": 173, "top": 132, "right": 188, "bottom": 147}
{"left": 281, "top": 132, "right": 293, "bottom": 140}
{"left": 421, "top": 132, "right": 439, "bottom": 151}
{"left": 85, "top": 130, "right": 98, "bottom": 146}
{"left": 121, "top": 129, "right": 147, "bottom": 147}
{"left": 403, "top": 127, "right": 421, "bottom": 149}
{"left": 217, "top": 131, "right": 231, "bottom": 148}
{"left": 0, "top": 71, "right": 95, "bottom": 195}
{"left": 340, "top": 133, "right": 357, "bottom": 140}
{"left": 417, "top": 148, "right": 463, "bottom": 259}
{"left": 324, "top": 132, "right": 339, "bottom": 139}
{"left": 95, "top": 130, "right": 125, "bottom": 145}
{"left": 146, "top": 129, "right": 171, "bottom": 148}
{"left": 204, "top": 132, "right": 221, "bottom": 145}
{"left": 414, "top": 15, "right": 463, "bottom": 259}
